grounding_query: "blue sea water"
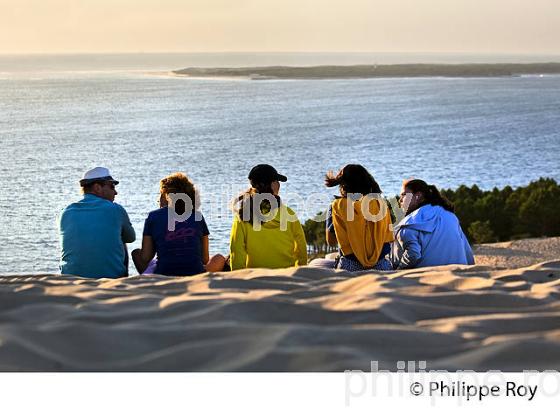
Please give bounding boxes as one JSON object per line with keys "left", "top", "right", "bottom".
{"left": 1, "top": 53, "right": 559, "bottom": 274}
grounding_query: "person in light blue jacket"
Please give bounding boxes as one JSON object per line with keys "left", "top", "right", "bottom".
{"left": 384, "top": 179, "right": 474, "bottom": 269}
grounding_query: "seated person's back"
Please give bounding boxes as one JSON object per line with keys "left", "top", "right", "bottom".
{"left": 59, "top": 167, "right": 135, "bottom": 279}
{"left": 132, "top": 172, "right": 225, "bottom": 276}
{"left": 143, "top": 207, "right": 208, "bottom": 276}
{"left": 229, "top": 164, "right": 307, "bottom": 270}
{"left": 230, "top": 203, "right": 306, "bottom": 269}
{"left": 388, "top": 179, "right": 474, "bottom": 269}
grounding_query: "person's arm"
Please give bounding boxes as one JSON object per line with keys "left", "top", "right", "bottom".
{"left": 132, "top": 235, "right": 156, "bottom": 274}
{"left": 118, "top": 205, "right": 136, "bottom": 243}
{"left": 229, "top": 215, "right": 248, "bottom": 270}
{"left": 463, "top": 233, "right": 475, "bottom": 265}
{"left": 201, "top": 235, "right": 210, "bottom": 265}
{"left": 292, "top": 218, "right": 308, "bottom": 266}
{"left": 326, "top": 229, "right": 338, "bottom": 247}
{"left": 199, "top": 215, "right": 211, "bottom": 266}
{"left": 325, "top": 205, "right": 338, "bottom": 246}
{"left": 396, "top": 228, "right": 422, "bottom": 269}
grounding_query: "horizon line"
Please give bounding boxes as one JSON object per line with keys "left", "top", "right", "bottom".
{"left": 2, "top": 51, "right": 560, "bottom": 57}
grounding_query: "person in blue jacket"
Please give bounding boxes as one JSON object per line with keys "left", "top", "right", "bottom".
{"left": 383, "top": 179, "right": 474, "bottom": 269}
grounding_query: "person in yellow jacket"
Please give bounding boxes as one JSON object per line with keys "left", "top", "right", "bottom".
{"left": 324, "top": 164, "right": 394, "bottom": 271}
{"left": 229, "top": 164, "right": 308, "bottom": 270}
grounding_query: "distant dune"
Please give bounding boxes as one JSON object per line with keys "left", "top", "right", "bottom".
{"left": 173, "top": 63, "right": 560, "bottom": 79}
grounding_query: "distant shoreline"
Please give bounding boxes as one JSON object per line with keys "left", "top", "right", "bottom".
{"left": 173, "top": 63, "right": 560, "bottom": 79}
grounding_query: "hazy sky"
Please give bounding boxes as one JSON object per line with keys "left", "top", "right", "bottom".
{"left": 0, "top": 0, "right": 559, "bottom": 54}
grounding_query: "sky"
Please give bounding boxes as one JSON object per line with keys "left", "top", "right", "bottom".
{"left": 0, "top": 0, "right": 559, "bottom": 54}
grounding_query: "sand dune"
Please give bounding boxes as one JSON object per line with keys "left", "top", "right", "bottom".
{"left": 1, "top": 239, "right": 560, "bottom": 371}
{"left": 474, "top": 236, "right": 560, "bottom": 269}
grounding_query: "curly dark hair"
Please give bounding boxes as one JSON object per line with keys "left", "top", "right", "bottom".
{"left": 160, "top": 172, "right": 197, "bottom": 215}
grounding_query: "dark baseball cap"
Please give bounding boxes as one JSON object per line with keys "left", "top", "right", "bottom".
{"left": 248, "top": 164, "right": 287, "bottom": 185}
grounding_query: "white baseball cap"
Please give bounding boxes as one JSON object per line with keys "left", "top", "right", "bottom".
{"left": 79, "top": 167, "right": 119, "bottom": 186}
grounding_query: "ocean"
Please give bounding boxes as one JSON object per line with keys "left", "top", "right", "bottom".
{"left": 1, "top": 53, "right": 559, "bottom": 274}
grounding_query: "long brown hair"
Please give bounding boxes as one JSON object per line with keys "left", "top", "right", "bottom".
{"left": 404, "top": 179, "right": 455, "bottom": 213}
{"left": 234, "top": 181, "right": 281, "bottom": 224}
{"left": 325, "top": 164, "right": 382, "bottom": 197}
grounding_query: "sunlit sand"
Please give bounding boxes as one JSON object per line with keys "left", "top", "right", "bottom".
{"left": 0, "top": 237, "right": 559, "bottom": 371}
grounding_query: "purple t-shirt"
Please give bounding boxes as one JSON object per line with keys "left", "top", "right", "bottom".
{"left": 143, "top": 207, "right": 209, "bottom": 276}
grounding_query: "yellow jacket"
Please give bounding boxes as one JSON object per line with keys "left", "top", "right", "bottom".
{"left": 331, "top": 195, "right": 394, "bottom": 267}
{"left": 229, "top": 204, "right": 308, "bottom": 270}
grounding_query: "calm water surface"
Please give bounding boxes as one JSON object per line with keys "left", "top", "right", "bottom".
{"left": 1, "top": 54, "right": 559, "bottom": 274}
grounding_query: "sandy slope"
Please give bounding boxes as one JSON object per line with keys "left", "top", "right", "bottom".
{"left": 1, "top": 246, "right": 560, "bottom": 371}
{"left": 474, "top": 237, "right": 560, "bottom": 269}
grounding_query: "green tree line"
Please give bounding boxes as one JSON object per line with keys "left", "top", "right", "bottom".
{"left": 442, "top": 177, "right": 560, "bottom": 243}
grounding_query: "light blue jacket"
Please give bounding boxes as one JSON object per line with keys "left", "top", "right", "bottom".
{"left": 59, "top": 194, "right": 136, "bottom": 278}
{"left": 389, "top": 204, "right": 474, "bottom": 269}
